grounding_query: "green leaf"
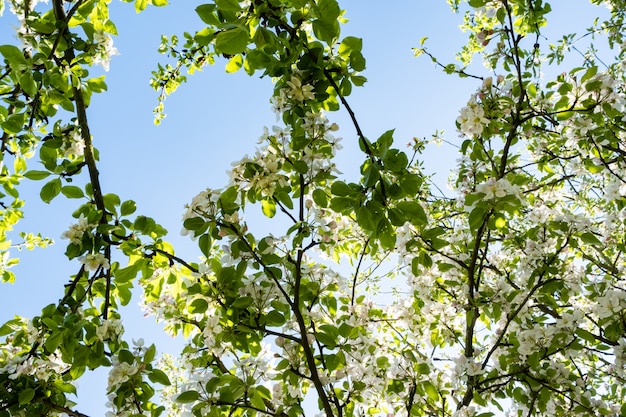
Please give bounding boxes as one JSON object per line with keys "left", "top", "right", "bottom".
{"left": 312, "top": 19, "right": 340, "bottom": 44}
{"left": 331, "top": 181, "right": 353, "bottom": 196}
{"left": 183, "top": 217, "right": 206, "bottom": 231}
{"left": 45, "top": 330, "right": 64, "bottom": 352}
{"left": 317, "top": 0, "right": 341, "bottom": 20}
{"left": 0, "top": 45, "right": 28, "bottom": 71}
{"left": 70, "top": 364, "right": 86, "bottom": 380}
{"left": 330, "top": 196, "right": 353, "bottom": 213}
{"left": 338, "top": 36, "right": 362, "bottom": 58}
{"left": 249, "top": 388, "right": 266, "bottom": 410}
{"left": 13, "top": 156, "right": 26, "bottom": 173}
{"left": 149, "top": 369, "right": 171, "bottom": 385}
{"left": 54, "top": 381, "right": 77, "bottom": 395}
{"left": 118, "top": 284, "right": 132, "bottom": 306}
{"left": 118, "top": 349, "right": 135, "bottom": 364}
{"left": 61, "top": 185, "right": 85, "bottom": 199}
{"left": 580, "top": 232, "right": 602, "bottom": 246}
{"left": 198, "top": 233, "right": 212, "bottom": 257}
{"left": 115, "top": 264, "right": 138, "bottom": 283}
{"left": 189, "top": 298, "right": 208, "bottom": 314}
{"left": 24, "top": 170, "right": 51, "bottom": 180}
{"left": 355, "top": 206, "right": 376, "bottom": 231}
{"left": 215, "top": 0, "right": 241, "bottom": 13}
{"left": 399, "top": 173, "right": 422, "bottom": 195}
{"left": 396, "top": 201, "right": 427, "bottom": 226}
{"left": 378, "top": 219, "right": 396, "bottom": 249}
{"left": 0, "top": 320, "right": 21, "bottom": 336}
{"left": 176, "top": 390, "right": 200, "bottom": 403}
{"left": 468, "top": 206, "right": 487, "bottom": 231}
{"left": 423, "top": 381, "right": 439, "bottom": 401}
{"left": 316, "top": 329, "right": 337, "bottom": 348}
{"left": 245, "top": 49, "right": 271, "bottom": 71}
{"left": 253, "top": 27, "right": 274, "bottom": 48}
{"left": 383, "top": 149, "right": 408, "bottom": 173}
{"left": 264, "top": 310, "right": 285, "bottom": 326}
{"left": 196, "top": 4, "right": 219, "bottom": 25}
{"left": 350, "top": 53, "right": 366, "bottom": 72}
{"left": 19, "top": 72, "right": 37, "bottom": 96}
{"left": 144, "top": 344, "right": 157, "bottom": 363}
{"left": 362, "top": 161, "right": 379, "bottom": 188}
{"left": 312, "top": 189, "right": 328, "bottom": 208}
{"left": 231, "top": 296, "right": 252, "bottom": 308}
{"left": 215, "top": 27, "right": 249, "bottom": 55}
{"left": 18, "top": 388, "right": 35, "bottom": 405}
{"left": 261, "top": 198, "right": 276, "bottom": 218}
{"left": 375, "top": 129, "right": 395, "bottom": 156}
{"left": 86, "top": 76, "right": 108, "bottom": 93}
{"left": 340, "top": 78, "right": 352, "bottom": 96}
{"left": 351, "top": 74, "right": 367, "bottom": 86}
{"left": 40, "top": 178, "right": 62, "bottom": 203}
{"left": 120, "top": 200, "right": 137, "bottom": 216}
{"left": 2, "top": 112, "right": 25, "bottom": 134}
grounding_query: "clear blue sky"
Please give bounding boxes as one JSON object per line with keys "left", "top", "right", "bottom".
{"left": 0, "top": 1, "right": 603, "bottom": 414}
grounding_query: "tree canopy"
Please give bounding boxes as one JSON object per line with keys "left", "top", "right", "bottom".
{"left": 0, "top": 0, "right": 625, "bottom": 416}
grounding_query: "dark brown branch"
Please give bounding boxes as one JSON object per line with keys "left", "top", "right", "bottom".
{"left": 350, "top": 238, "right": 369, "bottom": 306}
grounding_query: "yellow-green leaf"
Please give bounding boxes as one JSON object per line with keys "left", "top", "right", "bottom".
{"left": 225, "top": 55, "right": 243, "bottom": 73}
{"left": 261, "top": 198, "right": 276, "bottom": 218}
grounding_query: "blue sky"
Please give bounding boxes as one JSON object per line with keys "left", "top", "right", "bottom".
{"left": 0, "top": 0, "right": 605, "bottom": 414}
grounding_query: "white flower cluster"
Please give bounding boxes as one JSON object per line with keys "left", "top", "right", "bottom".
{"left": 300, "top": 111, "right": 343, "bottom": 173}
{"left": 201, "top": 304, "right": 227, "bottom": 356}
{"left": 60, "top": 214, "right": 94, "bottom": 245}
{"left": 78, "top": 252, "right": 110, "bottom": 271}
{"left": 93, "top": 30, "right": 119, "bottom": 72}
{"left": 0, "top": 351, "right": 68, "bottom": 382}
{"left": 595, "top": 288, "right": 626, "bottom": 319}
{"left": 60, "top": 128, "right": 85, "bottom": 159}
{"left": 270, "top": 73, "right": 315, "bottom": 115}
{"left": 107, "top": 357, "right": 140, "bottom": 393}
{"left": 305, "top": 195, "right": 352, "bottom": 245}
{"left": 105, "top": 340, "right": 149, "bottom": 417}
{"left": 181, "top": 188, "right": 220, "bottom": 222}
{"left": 474, "top": 177, "right": 520, "bottom": 201}
{"left": 180, "top": 188, "right": 221, "bottom": 238}
{"left": 154, "top": 354, "right": 212, "bottom": 417}
{"left": 454, "top": 354, "right": 484, "bottom": 378}
{"left": 96, "top": 318, "right": 124, "bottom": 342}
{"left": 602, "top": 174, "right": 626, "bottom": 203}
{"left": 613, "top": 338, "right": 626, "bottom": 378}
{"left": 230, "top": 148, "right": 288, "bottom": 198}
{"left": 140, "top": 267, "right": 194, "bottom": 336}
{"left": 286, "top": 75, "right": 315, "bottom": 102}
{"left": 457, "top": 95, "right": 490, "bottom": 137}
{"left": 463, "top": 177, "right": 522, "bottom": 211}
{"left": 238, "top": 272, "right": 282, "bottom": 313}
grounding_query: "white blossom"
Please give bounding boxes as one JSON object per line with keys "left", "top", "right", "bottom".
{"left": 78, "top": 253, "right": 110, "bottom": 271}
{"left": 457, "top": 96, "right": 489, "bottom": 136}
{"left": 93, "top": 31, "right": 119, "bottom": 71}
